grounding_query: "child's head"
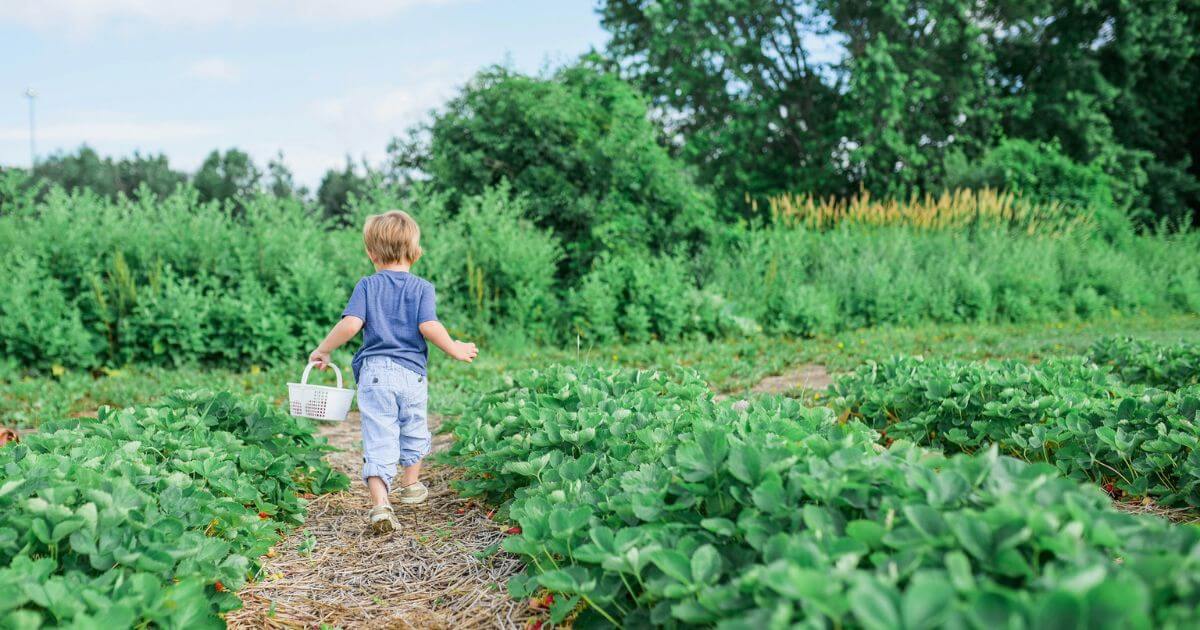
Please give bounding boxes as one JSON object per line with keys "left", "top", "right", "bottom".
{"left": 363, "top": 210, "right": 422, "bottom": 266}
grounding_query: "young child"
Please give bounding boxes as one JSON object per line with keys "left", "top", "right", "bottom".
{"left": 308, "top": 210, "right": 478, "bottom": 533}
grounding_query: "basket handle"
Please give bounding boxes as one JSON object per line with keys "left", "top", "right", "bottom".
{"left": 300, "top": 362, "right": 344, "bottom": 389}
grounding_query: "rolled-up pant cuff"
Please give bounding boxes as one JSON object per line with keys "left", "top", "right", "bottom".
{"left": 362, "top": 461, "right": 397, "bottom": 492}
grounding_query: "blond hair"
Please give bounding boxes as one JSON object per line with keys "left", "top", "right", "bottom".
{"left": 363, "top": 210, "right": 423, "bottom": 264}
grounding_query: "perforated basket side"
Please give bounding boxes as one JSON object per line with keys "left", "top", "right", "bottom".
{"left": 288, "top": 383, "right": 352, "bottom": 421}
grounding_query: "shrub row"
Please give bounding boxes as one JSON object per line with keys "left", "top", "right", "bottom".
{"left": 445, "top": 366, "right": 1200, "bottom": 627}
{"left": 2, "top": 187, "right": 1199, "bottom": 372}
{"left": 0, "top": 392, "right": 348, "bottom": 627}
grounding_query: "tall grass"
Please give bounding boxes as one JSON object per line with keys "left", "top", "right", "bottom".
{"left": 708, "top": 222, "right": 1200, "bottom": 335}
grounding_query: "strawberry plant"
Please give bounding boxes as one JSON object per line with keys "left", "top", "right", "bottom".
{"left": 0, "top": 391, "right": 348, "bottom": 627}
{"left": 447, "top": 366, "right": 1200, "bottom": 628}
{"left": 1088, "top": 336, "right": 1200, "bottom": 390}
{"left": 831, "top": 354, "right": 1200, "bottom": 506}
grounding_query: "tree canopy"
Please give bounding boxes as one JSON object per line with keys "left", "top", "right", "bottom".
{"left": 392, "top": 60, "right": 716, "bottom": 275}
{"left": 599, "top": 0, "right": 1200, "bottom": 224}
{"left": 31, "top": 146, "right": 186, "bottom": 200}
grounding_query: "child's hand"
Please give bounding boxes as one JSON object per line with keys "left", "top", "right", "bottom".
{"left": 451, "top": 341, "right": 479, "bottom": 363}
{"left": 308, "top": 348, "right": 332, "bottom": 369}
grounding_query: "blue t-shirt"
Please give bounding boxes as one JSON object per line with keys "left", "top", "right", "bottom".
{"left": 342, "top": 270, "right": 438, "bottom": 381}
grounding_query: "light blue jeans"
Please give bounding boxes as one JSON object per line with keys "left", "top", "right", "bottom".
{"left": 358, "top": 356, "right": 431, "bottom": 491}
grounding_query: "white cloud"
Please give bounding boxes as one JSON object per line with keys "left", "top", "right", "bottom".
{"left": 309, "top": 69, "right": 461, "bottom": 140}
{"left": 312, "top": 79, "right": 457, "bottom": 127}
{"left": 188, "top": 57, "right": 240, "bottom": 81}
{"left": 0, "top": 0, "right": 463, "bottom": 32}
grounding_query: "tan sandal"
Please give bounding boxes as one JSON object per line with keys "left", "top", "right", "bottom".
{"left": 368, "top": 505, "right": 397, "bottom": 533}
{"left": 395, "top": 481, "right": 429, "bottom": 505}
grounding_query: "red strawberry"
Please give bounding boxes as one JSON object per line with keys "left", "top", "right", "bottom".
{"left": 505, "top": 525, "right": 522, "bottom": 535}
{"left": 543, "top": 594, "right": 554, "bottom": 607}
{"left": 214, "top": 581, "right": 226, "bottom": 592}
{"left": 258, "top": 511, "right": 269, "bottom": 519}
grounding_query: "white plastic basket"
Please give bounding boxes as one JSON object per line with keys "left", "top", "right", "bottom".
{"left": 288, "top": 362, "right": 355, "bottom": 422}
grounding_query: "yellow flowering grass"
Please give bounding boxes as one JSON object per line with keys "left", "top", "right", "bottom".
{"left": 766, "top": 188, "right": 1092, "bottom": 235}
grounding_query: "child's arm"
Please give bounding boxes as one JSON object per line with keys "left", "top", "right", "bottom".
{"left": 308, "top": 316, "right": 364, "bottom": 369}
{"left": 419, "top": 321, "right": 478, "bottom": 363}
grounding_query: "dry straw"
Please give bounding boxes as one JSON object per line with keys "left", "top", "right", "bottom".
{"left": 765, "top": 188, "right": 1093, "bottom": 236}
{"left": 227, "top": 416, "right": 533, "bottom": 629}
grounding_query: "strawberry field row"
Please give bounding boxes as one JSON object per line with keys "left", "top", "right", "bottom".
{"left": 445, "top": 366, "right": 1200, "bottom": 628}
{"left": 832, "top": 348, "right": 1200, "bottom": 507}
{"left": 0, "top": 392, "right": 349, "bottom": 628}
{"left": 1087, "top": 336, "right": 1200, "bottom": 390}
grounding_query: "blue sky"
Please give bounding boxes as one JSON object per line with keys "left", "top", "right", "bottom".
{"left": 0, "top": 1, "right": 608, "bottom": 186}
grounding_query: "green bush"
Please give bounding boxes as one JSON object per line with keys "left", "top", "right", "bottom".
{"left": 399, "top": 60, "right": 716, "bottom": 277}
{"left": 710, "top": 224, "right": 1200, "bottom": 332}
{"left": 405, "top": 185, "right": 563, "bottom": 342}
{"left": 1, "top": 184, "right": 1198, "bottom": 372}
{"left": 944, "top": 139, "right": 1118, "bottom": 213}
{"left": 568, "top": 253, "right": 724, "bottom": 344}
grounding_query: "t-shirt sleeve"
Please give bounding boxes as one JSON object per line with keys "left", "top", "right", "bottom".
{"left": 342, "top": 279, "right": 367, "bottom": 320}
{"left": 417, "top": 283, "right": 438, "bottom": 324}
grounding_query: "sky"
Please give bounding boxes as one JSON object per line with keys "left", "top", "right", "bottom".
{"left": 0, "top": 0, "right": 609, "bottom": 187}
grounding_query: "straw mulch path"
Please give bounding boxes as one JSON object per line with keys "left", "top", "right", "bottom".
{"left": 227, "top": 413, "right": 532, "bottom": 629}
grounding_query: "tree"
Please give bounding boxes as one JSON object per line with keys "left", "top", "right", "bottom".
{"left": 826, "top": 1, "right": 1000, "bottom": 197}
{"left": 600, "top": 0, "right": 845, "bottom": 213}
{"left": 599, "top": 0, "right": 1200, "bottom": 225}
{"left": 193, "top": 149, "right": 262, "bottom": 204}
{"left": 392, "top": 59, "right": 715, "bottom": 276}
{"left": 985, "top": 0, "right": 1200, "bottom": 225}
{"left": 316, "top": 158, "right": 371, "bottom": 223}
{"left": 266, "top": 152, "right": 305, "bottom": 199}
{"left": 31, "top": 145, "right": 186, "bottom": 200}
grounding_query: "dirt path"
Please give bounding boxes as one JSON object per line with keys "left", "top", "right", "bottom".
{"left": 750, "top": 363, "right": 832, "bottom": 395}
{"left": 227, "top": 413, "right": 531, "bottom": 629}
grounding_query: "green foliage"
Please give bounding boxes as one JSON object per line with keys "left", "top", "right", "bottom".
{"left": 600, "top": 0, "right": 843, "bottom": 213}
{"left": 1088, "top": 336, "right": 1200, "bottom": 390}
{"left": 388, "top": 185, "right": 564, "bottom": 342}
{"left": 398, "top": 60, "right": 716, "bottom": 276}
{"left": 316, "top": 158, "right": 371, "bottom": 223}
{"left": 446, "top": 366, "right": 1200, "bottom": 627}
{"left": 0, "top": 188, "right": 365, "bottom": 371}
{"left": 2, "top": 181, "right": 1198, "bottom": 372}
{"left": 831, "top": 349, "right": 1200, "bottom": 506}
{"left": 567, "top": 251, "right": 760, "bottom": 344}
{"left": 944, "top": 139, "right": 1120, "bottom": 217}
{"left": 265, "top": 153, "right": 304, "bottom": 200}
{"left": 710, "top": 224, "right": 1200, "bottom": 332}
{"left": 0, "top": 391, "right": 348, "bottom": 627}
{"left": 193, "top": 148, "right": 262, "bottom": 205}
{"left": 30, "top": 145, "right": 187, "bottom": 201}
{"left": 599, "top": 0, "right": 1200, "bottom": 225}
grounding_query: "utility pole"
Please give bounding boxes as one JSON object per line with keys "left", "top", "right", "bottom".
{"left": 25, "top": 88, "right": 37, "bottom": 168}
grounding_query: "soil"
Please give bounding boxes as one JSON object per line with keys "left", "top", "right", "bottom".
{"left": 750, "top": 363, "right": 833, "bottom": 394}
{"left": 227, "top": 413, "right": 531, "bottom": 629}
